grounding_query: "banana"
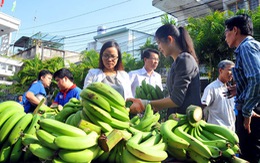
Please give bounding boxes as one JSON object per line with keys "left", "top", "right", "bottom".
{"left": 0, "top": 107, "right": 23, "bottom": 129}
{"left": 155, "top": 85, "right": 164, "bottom": 99}
{"left": 0, "top": 141, "right": 12, "bottom": 163}
{"left": 0, "top": 100, "right": 24, "bottom": 113}
{"left": 65, "top": 113, "right": 75, "bottom": 125}
{"left": 55, "top": 105, "right": 81, "bottom": 122}
{"left": 82, "top": 100, "right": 112, "bottom": 123}
{"left": 135, "top": 86, "right": 141, "bottom": 98}
{"left": 133, "top": 113, "right": 160, "bottom": 131}
{"left": 36, "top": 129, "right": 59, "bottom": 150}
{"left": 160, "top": 119, "right": 190, "bottom": 149}
{"left": 52, "top": 157, "right": 66, "bottom": 163}
{"left": 25, "top": 114, "right": 41, "bottom": 135}
{"left": 231, "top": 144, "right": 240, "bottom": 154}
{"left": 110, "top": 105, "right": 130, "bottom": 122}
{"left": 83, "top": 107, "right": 113, "bottom": 133}
{"left": 167, "top": 147, "right": 188, "bottom": 161}
{"left": 142, "top": 104, "right": 154, "bottom": 121}
{"left": 38, "top": 118, "right": 87, "bottom": 137}
{"left": 147, "top": 93, "right": 153, "bottom": 100}
{"left": 9, "top": 138, "right": 23, "bottom": 163}
{"left": 78, "top": 119, "right": 102, "bottom": 135}
{"left": 21, "top": 133, "right": 39, "bottom": 146}
{"left": 8, "top": 113, "right": 33, "bottom": 145}
{"left": 139, "top": 133, "right": 162, "bottom": 147}
{"left": 186, "top": 149, "right": 211, "bottom": 163}
{"left": 80, "top": 88, "right": 111, "bottom": 112}
{"left": 106, "top": 116, "right": 130, "bottom": 130}
{"left": 222, "top": 147, "right": 235, "bottom": 159}
{"left": 54, "top": 131, "right": 98, "bottom": 150}
{"left": 123, "top": 148, "right": 160, "bottom": 163}
{"left": 130, "top": 115, "right": 141, "bottom": 126}
{"left": 141, "top": 79, "right": 149, "bottom": 94}
{"left": 0, "top": 112, "right": 26, "bottom": 143}
{"left": 151, "top": 89, "right": 159, "bottom": 100}
{"left": 58, "top": 145, "right": 99, "bottom": 163}
{"left": 200, "top": 120, "right": 239, "bottom": 145}
{"left": 96, "top": 150, "right": 110, "bottom": 162}
{"left": 29, "top": 142, "right": 55, "bottom": 160}
{"left": 126, "top": 132, "right": 168, "bottom": 162}
{"left": 71, "top": 110, "right": 82, "bottom": 127}
{"left": 87, "top": 82, "right": 125, "bottom": 107}
{"left": 173, "top": 124, "right": 212, "bottom": 159}
{"left": 107, "top": 144, "right": 117, "bottom": 163}
{"left": 80, "top": 108, "right": 91, "bottom": 121}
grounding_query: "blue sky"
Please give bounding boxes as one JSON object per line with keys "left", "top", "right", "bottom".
{"left": 0, "top": 0, "right": 165, "bottom": 52}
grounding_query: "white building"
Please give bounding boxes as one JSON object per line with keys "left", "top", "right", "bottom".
{"left": 87, "top": 27, "right": 155, "bottom": 59}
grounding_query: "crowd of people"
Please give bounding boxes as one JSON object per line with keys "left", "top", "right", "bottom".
{"left": 18, "top": 14, "right": 259, "bottom": 163}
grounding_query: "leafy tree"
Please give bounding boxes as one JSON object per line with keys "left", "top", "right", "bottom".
{"left": 186, "top": 10, "right": 234, "bottom": 80}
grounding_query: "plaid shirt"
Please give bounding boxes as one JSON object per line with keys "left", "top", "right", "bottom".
{"left": 232, "top": 36, "right": 260, "bottom": 117}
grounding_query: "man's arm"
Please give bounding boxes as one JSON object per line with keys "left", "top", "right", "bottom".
{"left": 25, "top": 91, "right": 41, "bottom": 106}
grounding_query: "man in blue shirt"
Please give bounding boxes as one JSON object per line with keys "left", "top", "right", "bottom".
{"left": 23, "top": 70, "right": 53, "bottom": 113}
{"left": 51, "top": 68, "right": 81, "bottom": 106}
{"left": 225, "top": 14, "right": 260, "bottom": 163}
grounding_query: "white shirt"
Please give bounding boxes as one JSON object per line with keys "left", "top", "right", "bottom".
{"left": 83, "top": 69, "right": 133, "bottom": 99}
{"left": 201, "top": 78, "right": 236, "bottom": 131}
{"left": 128, "top": 67, "right": 163, "bottom": 97}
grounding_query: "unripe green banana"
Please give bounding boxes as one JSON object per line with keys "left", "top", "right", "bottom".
{"left": 65, "top": 113, "right": 75, "bottom": 126}
{"left": 9, "top": 113, "right": 33, "bottom": 145}
{"left": 0, "top": 107, "right": 23, "bottom": 129}
{"left": 83, "top": 107, "right": 113, "bottom": 133}
{"left": 133, "top": 113, "right": 160, "bottom": 131}
{"left": 36, "top": 129, "right": 59, "bottom": 150}
{"left": 87, "top": 82, "right": 125, "bottom": 107}
{"left": 82, "top": 99, "right": 112, "bottom": 123}
{"left": 155, "top": 85, "right": 164, "bottom": 99}
{"left": 151, "top": 89, "right": 159, "bottom": 100}
{"left": 200, "top": 120, "right": 239, "bottom": 145}
{"left": 174, "top": 124, "right": 212, "bottom": 159}
{"left": 78, "top": 119, "right": 102, "bottom": 135}
{"left": 9, "top": 138, "right": 23, "bottom": 163}
{"left": 25, "top": 114, "right": 41, "bottom": 135}
{"left": 141, "top": 79, "right": 149, "bottom": 94}
{"left": 130, "top": 115, "right": 141, "bottom": 126}
{"left": 71, "top": 110, "right": 82, "bottom": 127}
{"left": 167, "top": 147, "right": 187, "bottom": 161}
{"left": 126, "top": 132, "right": 168, "bottom": 162}
{"left": 54, "top": 131, "right": 98, "bottom": 150}
{"left": 29, "top": 142, "right": 55, "bottom": 160}
{"left": 38, "top": 118, "right": 87, "bottom": 137}
{"left": 122, "top": 148, "right": 159, "bottom": 163}
{"left": 0, "top": 141, "right": 12, "bottom": 162}
{"left": 160, "top": 119, "right": 190, "bottom": 149}
{"left": 0, "top": 100, "right": 24, "bottom": 113}
{"left": 58, "top": 145, "right": 99, "bottom": 163}
{"left": 139, "top": 133, "right": 162, "bottom": 147}
{"left": 21, "top": 133, "right": 39, "bottom": 146}
{"left": 135, "top": 86, "right": 142, "bottom": 98}
{"left": 80, "top": 88, "right": 111, "bottom": 112}
{"left": 107, "top": 116, "right": 130, "bottom": 130}
{"left": 186, "top": 148, "right": 210, "bottom": 163}
{"left": 0, "top": 112, "right": 25, "bottom": 143}
{"left": 110, "top": 105, "right": 130, "bottom": 122}
{"left": 55, "top": 105, "right": 81, "bottom": 122}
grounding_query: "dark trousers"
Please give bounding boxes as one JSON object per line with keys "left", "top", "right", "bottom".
{"left": 236, "top": 108, "right": 260, "bottom": 163}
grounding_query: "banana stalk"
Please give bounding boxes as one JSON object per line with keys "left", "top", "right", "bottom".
{"left": 98, "top": 129, "right": 123, "bottom": 152}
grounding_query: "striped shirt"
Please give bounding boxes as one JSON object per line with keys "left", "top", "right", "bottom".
{"left": 232, "top": 36, "right": 260, "bottom": 117}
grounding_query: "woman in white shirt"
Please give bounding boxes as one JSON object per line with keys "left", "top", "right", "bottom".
{"left": 83, "top": 41, "right": 132, "bottom": 99}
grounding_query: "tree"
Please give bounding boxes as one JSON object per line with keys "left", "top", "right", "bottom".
{"left": 186, "top": 10, "right": 234, "bottom": 80}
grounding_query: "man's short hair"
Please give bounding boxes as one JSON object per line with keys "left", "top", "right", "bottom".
{"left": 141, "top": 48, "right": 159, "bottom": 60}
{"left": 53, "top": 68, "right": 74, "bottom": 82}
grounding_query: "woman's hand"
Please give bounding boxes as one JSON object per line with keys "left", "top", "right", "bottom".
{"left": 126, "top": 98, "right": 146, "bottom": 114}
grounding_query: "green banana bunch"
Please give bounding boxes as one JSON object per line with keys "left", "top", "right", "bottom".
{"left": 9, "top": 138, "right": 23, "bottom": 163}
{"left": 135, "top": 79, "right": 164, "bottom": 100}
{"left": 28, "top": 142, "right": 55, "bottom": 161}
{"left": 125, "top": 132, "right": 168, "bottom": 162}
{"left": 0, "top": 100, "right": 24, "bottom": 113}
{"left": 36, "top": 129, "right": 59, "bottom": 150}
{"left": 58, "top": 145, "right": 100, "bottom": 163}
{"left": 38, "top": 118, "right": 87, "bottom": 137}
{"left": 0, "top": 141, "right": 12, "bottom": 162}
{"left": 87, "top": 82, "right": 126, "bottom": 108}
{"left": 131, "top": 104, "right": 160, "bottom": 132}
{"left": 54, "top": 131, "right": 99, "bottom": 150}
{"left": 8, "top": 113, "right": 33, "bottom": 145}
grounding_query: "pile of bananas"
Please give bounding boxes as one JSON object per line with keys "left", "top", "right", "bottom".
{"left": 0, "top": 101, "right": 41, "bottom": 162}
{"left": 135, "top": 79, "right": 164, "bottom": 100}
{"left": 0, "top": 82, "right": 250, "bottom": 163}
{"left": 80, "top": 82, "right": 130, "bottom": 132}
{"left": 161, "top": 105, "right": 248, "bottom": 163}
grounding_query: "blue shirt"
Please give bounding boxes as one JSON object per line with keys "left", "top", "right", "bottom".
{"left": 54, "top": 84, "right": 81, "bottom": 106}
{"left": 232, "top": 36, "right": 260, "bottom": 117}
{"left": 23, "top": 81, "right": 46, "bottom": 113}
